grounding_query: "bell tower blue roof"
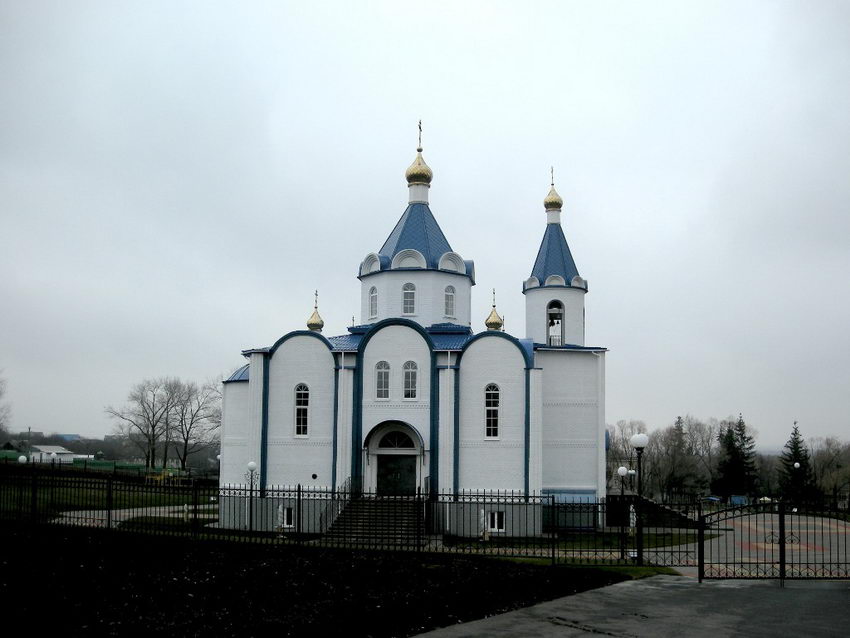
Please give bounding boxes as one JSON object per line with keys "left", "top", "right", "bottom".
{"left": 379, "top": 202, "right": 453, "bottom": 269}
{"left": 529, "top": 222, "right": 580, "bottom": 285}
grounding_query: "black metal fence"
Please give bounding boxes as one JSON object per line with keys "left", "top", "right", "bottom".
{"left": 699, "top": 501, "right": 850, "bottom": 582}
{"left": 0, "top": 465, "right": 706, "bottom": 568}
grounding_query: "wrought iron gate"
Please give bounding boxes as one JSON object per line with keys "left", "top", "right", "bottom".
{"left": 699, "top": 502, "right": 850, "bottom": 581}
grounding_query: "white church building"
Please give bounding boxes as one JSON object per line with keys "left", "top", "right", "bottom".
{"left": 218, "top": 140, "right": 607, "bottom": 532}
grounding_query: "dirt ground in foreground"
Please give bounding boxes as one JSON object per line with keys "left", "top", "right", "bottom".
{"left": 2, "top": 526, "right": 627, "bottom": 637}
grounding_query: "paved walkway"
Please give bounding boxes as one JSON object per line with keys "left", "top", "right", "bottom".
{"left": 416, "top": 575, "right": 850, "bottom": 637}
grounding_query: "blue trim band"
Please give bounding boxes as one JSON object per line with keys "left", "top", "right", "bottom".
{"left": 332, "top": 366, "right": 339, "bottom": 489}
{"left": 456, "top": 330, "right": 534, "bottom": 369}
{"left": 269, "top": 330, "right": 334, "bottom": 355}
{"left": 524, "top": 368, "right": 530, "bottom": 496}
{"left": 453, "top": 368, "right": 460, "bottom": 493}
{"left": 260, "top": 354, "right": 270, "bottom": 491}
{"left": 430, "top": 352, "right": 439, "bottom": 496}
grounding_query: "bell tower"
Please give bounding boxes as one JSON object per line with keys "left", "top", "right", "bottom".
{"left": 523, "top": 174, "right": 587, "bottom": 346}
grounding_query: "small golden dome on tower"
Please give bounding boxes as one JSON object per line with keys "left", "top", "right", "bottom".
{"left": 544, "top": 166, "right": 563, "bottom": 211}
{"left": 484, "top": 289, "right": 503, "bottom": 331}
{"left": 544, "top": 185, "right": 563, "bottom": 211}
{"left": 307, "top": 290, "right": 324, "bottom": 332}
{"left": 405, "top": 148, "right": 433, "bottom": 185}
{"left": 405, "top": 120, "right": 433, "bottom": 185}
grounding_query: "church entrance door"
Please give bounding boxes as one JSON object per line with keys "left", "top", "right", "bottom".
{"left": 376, "top": 455, "right": 417, "bottom": 495}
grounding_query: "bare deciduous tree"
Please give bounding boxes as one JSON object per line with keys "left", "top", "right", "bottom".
{"left": 106, "top": 378, "right": 180, "bottom": 469}
{"left": 170, "top": 380, "right": 221, "bottom": 471}
{"left": 0, "top": 372, "right": 10, "bottom": 438}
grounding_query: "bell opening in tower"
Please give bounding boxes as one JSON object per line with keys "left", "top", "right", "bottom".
{"left": 547, "top": 301, "right": 563, "bottom": 346}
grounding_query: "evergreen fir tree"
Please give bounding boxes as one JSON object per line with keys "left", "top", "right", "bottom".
{"left": 778, "top": 423, "right": 816, "bottom": 504}
{"left": 733, "top": 413, "right": 758, "bottom": 494}
{"left": 711, "top": 414, "right": 757, "bottom": 499}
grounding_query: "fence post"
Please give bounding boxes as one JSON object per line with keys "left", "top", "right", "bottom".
{"left": 192, "top": 480, "right": 200, "bottom": 539}
{"left": 636, "top": 496, "right": 644, "bottom": 566}
{"left": 297, "top": 483, "right": 302, "bottom": 544}
{"left": 697, "top": 500, "right": 704, "bottom": 583}
{"left": 550, "top": 494, "right": 556, "bottom": 566}
{"left": 416, "top": 487, "right": 422, "bottom": 552}
{"left": 106, "top": 475, "right": 114, "bottom": 530}
{"left": 778, "top": 501, "right": 786, "bottom": 587}
{"left": 30, "top": 471, "right": 38, "bottom": 525}
{"left": 248, "top": 479, "right": 254, "bottom": 533}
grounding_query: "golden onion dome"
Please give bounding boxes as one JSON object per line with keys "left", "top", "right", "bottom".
{"left": 307, "top": 309, "right": 324, "bottom": 332}
{"left": 544, "top": 184, "right": 563, "bottom": 211}
{"left": 405, "top": 147, "right": 433, "bottom": 185}
{"left": 307, "top": 291, "right": 324, "bottom": 332}
{"left": 485, "top": 306, "right": 503, "bottom": 331}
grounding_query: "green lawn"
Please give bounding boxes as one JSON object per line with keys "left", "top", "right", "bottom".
{"left": 443, "top": 530, "right": 712, "bottom": 551}
{"left": 0, "top": 477, "right": 211, "bottom": 519}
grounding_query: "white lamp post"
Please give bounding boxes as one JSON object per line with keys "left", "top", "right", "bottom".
{"left": 616, "top": 465, "right": 629, "bottom": 559}
{"left": 17, "top": 455, "right": 27, "bottom": 464}
{"left": 246, "top": 461, "right": 257, "bottom": 532}
{"left": 629, "top": 433, "right": 649, "bottom": 566}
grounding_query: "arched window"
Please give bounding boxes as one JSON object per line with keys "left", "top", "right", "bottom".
{"left": 369, "top": 286, "right": 378, "bottom": 318}
{"left": 378, "top": 431, "right": 415, "bottom": 448}
{"left": 547, "top": 301, "right": 564, "bottom": 346}
{"left": 485, "top": 383, "right": 500, "bottom": 438}
{"left": 294, "top": 383, "right": 309, "bottom": 436}
{"left": 375, "top": 361, "right": 390, "bottom": 399}
{"left": 402, "top": 283, "right": 416, "bottom": 314}
{"left": 403, "top": 361, "right": 418, "bottom": 399}
{"left": 444, "top": 285, "right": 455, "bottom": 317}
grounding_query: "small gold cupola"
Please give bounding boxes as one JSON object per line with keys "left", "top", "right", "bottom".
{"left": 485, "top": 289, "right": 504, "bottom": 331}
{"left": 543, "top": 166, "right": 563, "bottom": 211}
{"left": 307, "top": 290, "right": 324, "bottom": 332}
{"left": 405, "top": 148, "right": 433, "bottom": 185}
{"left": 405, "top": 120, "right": 433, "bottom": 186}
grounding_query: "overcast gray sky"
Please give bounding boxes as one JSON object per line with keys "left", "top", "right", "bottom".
{"left": 2, "top": 1, "right": 848, "bottom": 450}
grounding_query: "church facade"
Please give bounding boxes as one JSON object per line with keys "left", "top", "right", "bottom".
{"left": 219, "top": 141, "right": 607, "bottom": 529}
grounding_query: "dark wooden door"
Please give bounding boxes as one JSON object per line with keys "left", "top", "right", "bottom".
{"left": 377, "top": 455, "right": 416, "bottom": 495}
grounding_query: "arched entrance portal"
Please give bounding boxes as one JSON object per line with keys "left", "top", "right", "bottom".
{"left": 363, "top": 422, "right": 425, "bottom": 496}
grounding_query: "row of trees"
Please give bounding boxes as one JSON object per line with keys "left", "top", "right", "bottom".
{"left": 608, "top": 416, "right": 850, "bottom": 506}
{"left": 106, "top": 377, "right": 221, "bottom": 471}
{"left": 0, "top": 372, "right": 11, "bottom": 438}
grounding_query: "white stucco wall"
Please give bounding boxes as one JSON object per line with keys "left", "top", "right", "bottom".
{"left": 457, "top": 336, "right": 527, "bottom": 492}
{"left": 537, "top": 350, "right": 605, "bottom": 497}
{"left": 524, "top": 286, "right": 586, "bottom": 346}
{"left": 335, "top": 353, "right": 355, "bottom": 489}
{"left": 219, "top": 353, "right": 264, "bottom": 487}
{"left": 360, "top": 270, "right": 472, "bottom": 328}
{"left": 220, "top": 381, "right": 250, "bottom": 486}
{"left": 360, "top": 324, "right": 432, "bottom": 491}
{"left": 263, "top": 335, "right": 336, "bottom": 488}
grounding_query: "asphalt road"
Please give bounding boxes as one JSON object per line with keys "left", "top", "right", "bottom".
{"left": 416, "top": 575, "right": 850, "bottom": 637}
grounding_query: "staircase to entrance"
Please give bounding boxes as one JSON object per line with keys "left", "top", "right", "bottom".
{"left": 325, "top": 498, "right": 425, "bottom": 548}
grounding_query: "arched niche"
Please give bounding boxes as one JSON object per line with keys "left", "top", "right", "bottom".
{"left": 438, "top": 251, "right": 465, "bottom": 273}
{"left": 525, "top": 276, "right": 540, "bottom": 289}
{"left": 391, "top": 249, "right": 426, "bottom": 269}
{"left": 360, "top": 252, "right": 382, "bottom": 276}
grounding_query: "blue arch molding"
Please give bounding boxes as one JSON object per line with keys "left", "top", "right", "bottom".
{"left": 352, "top": 318, "right": 439, "bottom": 495}
{"left": 455, "top": 331, "right": 535, "bottom": 370}
{"left": 453, "top": 331, "right": 536, "bottom": 496}
{"left": 253, "top": 330, "right": 335, "bottom": 490}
